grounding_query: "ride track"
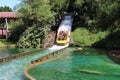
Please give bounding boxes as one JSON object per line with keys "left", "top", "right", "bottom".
{"left": 56, "top": 14, "right": 73, "bottom": 45}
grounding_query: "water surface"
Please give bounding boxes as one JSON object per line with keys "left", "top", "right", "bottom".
{"left": 29, "top": 47, "right": 120, "bottom": 80}
{"left": 0, "top": 49, "right": 57, "bottom": 80}
{"left": 0, "top": 48, "right": 39, "bottom": 58}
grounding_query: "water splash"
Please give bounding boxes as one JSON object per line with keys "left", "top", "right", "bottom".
{"left": 48, "top": 44, "right": 69, "bottom": 50}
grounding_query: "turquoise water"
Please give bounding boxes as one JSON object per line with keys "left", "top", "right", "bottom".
{"left": 0, "top": 48, "right": 40, "bottom": 58}
{"left": 0, "top": 49, "right": 57, "bottom": 80}
{"left": 29, "top": 47, "right": 120, "bottom": 80}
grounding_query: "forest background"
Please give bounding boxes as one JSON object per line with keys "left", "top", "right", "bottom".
{"left": 1, "top": 0, "right": 119, "bottom": 49}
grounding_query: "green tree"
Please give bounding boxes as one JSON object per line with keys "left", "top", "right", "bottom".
{"left": 8, "top": 0, "right": 120, "bottom": 48}
{"left": 0, "top": 6, "right": 12, "bottom": 12}
{"left": 49, "top": 0, "right": 99, "bottom": 30}
{"left": 9, "top": 0, "right": 53, "bottom": 48}
{"left": 18, "top": 0, "right": 53, "bottom": 26}
{"left": 50, "top": 0, "right": 68, "bottom": 14}
{"left": 95, "top": 0, "right": 120, "bottom": 32}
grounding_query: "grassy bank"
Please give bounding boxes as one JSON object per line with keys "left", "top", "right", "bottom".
{"left": 0, "top": 39, "right": 15, "bottom": 47}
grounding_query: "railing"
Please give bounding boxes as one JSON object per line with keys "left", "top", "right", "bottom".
{"left": 0, "top": 28, "right": 7, "bottom": 37}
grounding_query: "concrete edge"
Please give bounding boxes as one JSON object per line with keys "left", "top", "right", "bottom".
{"left": 24, "top": 47, "right": 78, "bottom": 80}
{"left": 0, "top": 49, "right": 45, "bottom": 63}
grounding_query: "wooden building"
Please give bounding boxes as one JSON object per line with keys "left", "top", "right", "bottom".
{"left": 0, "top": 12, "right": 17, "bottom": 39}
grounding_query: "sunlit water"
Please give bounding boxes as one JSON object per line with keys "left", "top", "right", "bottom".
{"left": 29, "top": 47, "right": 120, "bottom": 80}
{"left": 0, "top": 49, "right": 57, "bottom": 80}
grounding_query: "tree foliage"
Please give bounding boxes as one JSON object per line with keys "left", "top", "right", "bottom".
{"left": 8, "top": 19, "right": 25, "bottom": 42}
{"left": 95, "top": 0, "right": 120, "bottom": 31}
{"left": 17, "top": 25, "right": 49, "bottom": 48}
{"left": 19, "top": 0, "right": 53, "bottom": 26}
{"left": 0, "top": 6, "right": 12, "bottom": 12}
{"left": 71, "top": 28, "right": 108, "bottom": 46}
{"left": 8, "top": 0, "right": 120, "bottom": 48}
{"left": 9, "top": 0, "right": 53, "bottom": 48}
{"left": 50, "top": 0, "right": 120, "bottom": 31}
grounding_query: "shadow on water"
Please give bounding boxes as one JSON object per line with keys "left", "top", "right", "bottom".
{"left": 73, "top": 47, "right": 108, "bottom": 55}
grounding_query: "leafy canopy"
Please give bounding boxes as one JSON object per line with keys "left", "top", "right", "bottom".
{"left": 0, "top": 6, "right": 12, "bottom": 12}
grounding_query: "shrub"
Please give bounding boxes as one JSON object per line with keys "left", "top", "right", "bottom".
{"left": 16, "top": 25, "right": 50, "bottom": 48}
{"left": 71, "top": 28, "right": 108, "bottom": 46}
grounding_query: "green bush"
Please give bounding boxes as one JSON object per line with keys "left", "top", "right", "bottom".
{"left": 16, "top": 25, "right": 50, "bottom": 48}
{"left": 71, "top": 28, "right": 108, "bottom": 46}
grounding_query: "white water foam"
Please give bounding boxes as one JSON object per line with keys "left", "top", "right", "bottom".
{"left": 48, "top": 44, "right": 69, "bottom": 50}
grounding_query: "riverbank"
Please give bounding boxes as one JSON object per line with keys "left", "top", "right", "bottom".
{"left": 108, "top": 49, "right": 120, "bottom": 64}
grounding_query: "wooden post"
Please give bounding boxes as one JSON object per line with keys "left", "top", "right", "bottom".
{"left": 5, "top": 18, "right": 8, "bottom": 39}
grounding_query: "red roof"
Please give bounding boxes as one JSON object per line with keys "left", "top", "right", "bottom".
{"left": 0, "top": 12, "right": 16, "bottom": 18}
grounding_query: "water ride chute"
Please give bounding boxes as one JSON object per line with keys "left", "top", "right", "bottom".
{"left": 56, "top": 14, "right": 73, "bottom": 45}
